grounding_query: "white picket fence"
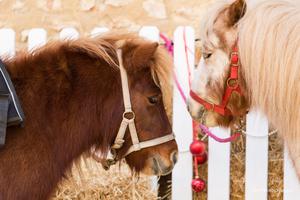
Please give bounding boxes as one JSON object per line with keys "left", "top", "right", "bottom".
{"left": 0, "top": 26, "right": 299, "bottom": 200}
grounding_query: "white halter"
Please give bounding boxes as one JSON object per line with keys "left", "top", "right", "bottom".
{"left": 98, "top": 49, "right": 175, "bottom": 170}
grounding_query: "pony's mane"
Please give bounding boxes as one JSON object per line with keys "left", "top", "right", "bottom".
{"left": 9, "top": 33, "right": 173, "bottom": 117}
{"left": 99, "top": 33, "right": 173, "bottom": 117}
{"left": 238, "top": 0, "right": 300, "bottom": 140}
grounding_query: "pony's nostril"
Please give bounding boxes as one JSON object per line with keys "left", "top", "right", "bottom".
{"left": 187, "top": 105, "right": 190, "bottom": 112}
{"left": 170, "top": 151, "right": 178, "bottom": 165}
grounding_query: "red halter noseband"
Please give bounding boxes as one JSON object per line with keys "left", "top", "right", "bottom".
{"left": 190, "top": 44, "right": 242, "bottom": 116}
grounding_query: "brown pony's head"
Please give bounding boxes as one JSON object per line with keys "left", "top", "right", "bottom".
{"left": 188, "top": 0, "right": 249, "bottom": 128}
{"left": 93, "top": 35, "right": 177, "bottom": 176}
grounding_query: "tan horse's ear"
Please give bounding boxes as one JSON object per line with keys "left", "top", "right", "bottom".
{"left": 227, "top": 0, "right": 247, "bottom": 27}
{"left": 131, "top": 42, "right": 159, "bottom": 69}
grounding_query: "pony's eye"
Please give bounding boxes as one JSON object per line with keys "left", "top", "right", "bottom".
{"left": 148, "top": 95, "right": 160, "bottom": 105}
{"left": 203, "top": 53, "right": 212, "bottom": 59}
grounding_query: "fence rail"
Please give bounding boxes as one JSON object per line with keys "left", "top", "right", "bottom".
{"left": 0, "top": 26, "right": 299, "bottom": 200}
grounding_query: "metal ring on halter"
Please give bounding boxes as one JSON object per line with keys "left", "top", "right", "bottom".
{"left": 122, "top": 111, "right": 135, "bottom": 121}
{"left": 227, "top": 78, "right": 239, "bottom": 89}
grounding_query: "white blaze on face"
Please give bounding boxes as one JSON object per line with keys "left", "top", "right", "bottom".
{"left": 192, "top": 57, "right": 208, "bottom": 97}
{"left": 188, "top": 57, "right": 207, "bottom": 119}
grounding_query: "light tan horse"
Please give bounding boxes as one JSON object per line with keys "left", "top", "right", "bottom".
{"left": 188, "top": 0, "right": 300, "bottom": 177}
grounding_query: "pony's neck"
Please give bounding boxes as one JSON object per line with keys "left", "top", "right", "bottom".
{"left": 0, "top": 47, "right": 123, "bottom": 199}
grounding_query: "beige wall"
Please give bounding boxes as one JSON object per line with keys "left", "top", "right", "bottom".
{"left": 0, "top": 0, "right": 214, "bottom": 47}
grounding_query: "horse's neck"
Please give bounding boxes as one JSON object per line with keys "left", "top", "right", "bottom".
{"left": 0, "top": 53, "right": 123, "bottom": 199}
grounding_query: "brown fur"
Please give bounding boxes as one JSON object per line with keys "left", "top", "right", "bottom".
{"left": 0, "top": 33, "right": 177, "bottom": 199}
{"left": 227, "top": 0, "right": 247, "bottom": 27}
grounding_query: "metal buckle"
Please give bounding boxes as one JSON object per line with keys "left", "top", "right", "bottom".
{"left": 227, "top": 78, "right": 239, "bottom": 89}
{"left": 122, "top": 110, "right": 135, "bottom": 121}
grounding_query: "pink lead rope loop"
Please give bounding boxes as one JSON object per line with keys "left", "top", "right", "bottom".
{"left": 199, "top": 124, "right": 241, "bottom": 143}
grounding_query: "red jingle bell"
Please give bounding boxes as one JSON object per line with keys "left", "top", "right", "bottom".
{"left": 196, "top": 152, "right": 207, "bottom": 164}
{"left": 190, "top": 140, "right": 206, "bottom": 156}
{"left": 191, "top": 178, "right": 206, "bottom": 192}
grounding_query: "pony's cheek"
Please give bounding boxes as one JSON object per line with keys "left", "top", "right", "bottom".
{"left": 205, "top": 112, "right": 220, "bottom": 127}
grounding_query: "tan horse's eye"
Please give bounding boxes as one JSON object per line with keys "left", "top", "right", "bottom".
{"left": 148, "top": 95, "right": 160, "bottom": 105}
{"left": 203, "top": 53, "right": 212, "bottom": 59}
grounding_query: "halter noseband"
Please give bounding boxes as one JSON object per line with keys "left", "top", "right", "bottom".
{"left": 98, "top": 49, "right": 175, "bottom": 170}
{"left": 190, "top": 44, "right": 242, "bottom": 116}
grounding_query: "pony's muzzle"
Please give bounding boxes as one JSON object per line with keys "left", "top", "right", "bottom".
{"left": 187, "top": 98, "right": 206, "bottom": 121}
{"left": 152, "top": 150, "right": 178, "bottom": 176}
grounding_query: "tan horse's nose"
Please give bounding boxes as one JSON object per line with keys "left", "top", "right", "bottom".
{"left": 187, "top": 98, "right": 206, "bottom": 120}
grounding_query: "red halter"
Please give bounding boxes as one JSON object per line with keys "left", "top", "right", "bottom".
{"left": 190, "top": 45, "right": 242, "bottom": 116}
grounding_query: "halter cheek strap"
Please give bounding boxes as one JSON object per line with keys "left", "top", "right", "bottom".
{"left": 99, "top": 49, "right": 175, "bottom": 170}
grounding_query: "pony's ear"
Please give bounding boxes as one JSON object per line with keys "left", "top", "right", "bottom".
{"left": 131, "top": 42, "right": 159, "bottom": 69}
{"left": 227, "top": 0, "right": 246, "bottom": 27}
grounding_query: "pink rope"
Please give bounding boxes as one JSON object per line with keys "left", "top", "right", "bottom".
{"left": 173, "top": 71, "right": 187, "bottom": 103}
{"left": 200, "top": 124, "right": 240, "bottom": 143}
{"left": 160, "top": 33, "right": 173, "bottom": 56}
{"left": 183, "top": 27, "right": 192, "bottom": 87}
{"left": 160, "top": 33, "right": 187, "bottom": 103}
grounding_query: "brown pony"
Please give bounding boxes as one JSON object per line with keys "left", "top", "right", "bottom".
{"left": 188, "top": 0, "right": 300, "bottom": 177}
{"left": 0, "top": 33, "right": 178, "bottom": 199}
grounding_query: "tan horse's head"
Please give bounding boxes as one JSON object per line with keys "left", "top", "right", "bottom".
{"left": 188, "top": 0, "right": 249, "bottom": 128}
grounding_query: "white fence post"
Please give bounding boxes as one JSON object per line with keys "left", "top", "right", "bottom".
{"left": 172, "top": 26, "right": 194, "bottom": 200}
{"left": 59, "top": 27, "right": 79, "bottom": 40}
{"left": 139, "top": 26, "right": 160, "bottom": 42}
{"left": 207, "top": 127, "right": 231, "bottom": 200}
{"left": 245, "top": 111, "right": 269, "bottom": 200}
{"left": 0, "top": 29, "right": 15, "bottom": 58}
{"left": 284, "top": 147, "right": 300, "bottom": 200}
{"left": 28, "top": 28, "right": 47, "bottom": 51}
{"left": 91, "top": 27, "right": 109, "bottom": 37}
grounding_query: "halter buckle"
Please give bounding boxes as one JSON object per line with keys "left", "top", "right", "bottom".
{"left": 132, "top": 143, "right": 141, "bottom": 151}
{"left": 227, "top": 78, "right": 239, "bottom": 89}
{"left": 123, "top": 110, "right": 135, "bottom": 121}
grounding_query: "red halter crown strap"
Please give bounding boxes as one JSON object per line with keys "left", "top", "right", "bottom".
{"left": 190, "top": 44, "right": 242, "bottom": 116}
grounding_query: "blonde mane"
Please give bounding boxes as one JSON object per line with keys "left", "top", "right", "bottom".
{"left": 237, "top": 0, "right": 300, "bottom": 168}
